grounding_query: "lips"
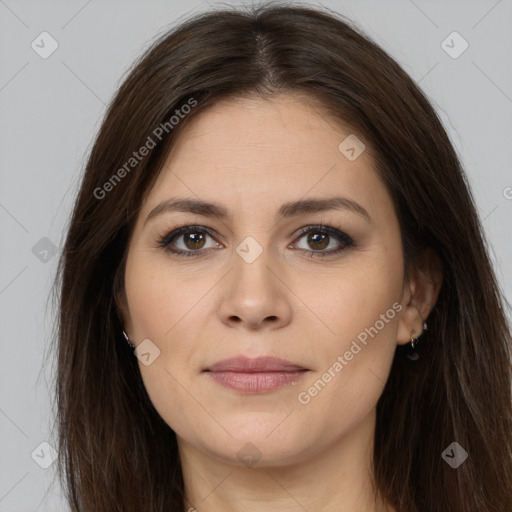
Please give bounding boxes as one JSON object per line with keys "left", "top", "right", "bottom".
{"left": 203, "top": 356, "right": 309, "bottom": 393}
{"left": 204, "top": 356, "right": 307, "bottom": 373}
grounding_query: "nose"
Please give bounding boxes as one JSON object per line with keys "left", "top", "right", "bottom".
{"left": 218, "top": 250, "right": 292, "bottom": 331}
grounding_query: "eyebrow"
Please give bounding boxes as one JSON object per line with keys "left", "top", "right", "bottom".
{"left": 144, "top": 196, "right": 372, "bottom": 226}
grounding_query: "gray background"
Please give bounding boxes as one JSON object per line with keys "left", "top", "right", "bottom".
{"left": 1, "top": 0, "right": 511, "bottom": 510}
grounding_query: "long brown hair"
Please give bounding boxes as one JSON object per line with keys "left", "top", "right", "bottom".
{"left": 48, "top": 3, "right": 512, "bottom": 510}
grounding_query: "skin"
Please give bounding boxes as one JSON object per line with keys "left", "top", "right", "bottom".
{"left": 118, "top": 93, "right": 442, "bottom": 512}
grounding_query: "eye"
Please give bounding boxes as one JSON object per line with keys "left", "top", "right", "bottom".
{"left": 292, "top": 224, "right": 355, "bottom": 257}
{"left": 158, "top": 225, "right": 222, "bottom": 257}
{"left": 158, "top": 223, "right": 356, "bottom": 258}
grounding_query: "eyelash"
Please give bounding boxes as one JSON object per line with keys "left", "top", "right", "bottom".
{"left": 157, "top": 223, "right": 356, "bottom": 259}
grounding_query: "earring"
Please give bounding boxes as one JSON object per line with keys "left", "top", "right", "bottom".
{"left": 122, "top": 330, "right": 135, "bottom": 348}
{"left": 410, "top": 321, "right": 428, "bottom": 350}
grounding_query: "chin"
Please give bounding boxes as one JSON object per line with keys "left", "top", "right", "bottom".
{"left": 191, "top": 415, "right": 314, "bottom": 467}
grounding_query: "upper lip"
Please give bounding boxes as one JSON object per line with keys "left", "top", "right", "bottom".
{"left": 204, "top": 356, "right": 308, "bottom": 373}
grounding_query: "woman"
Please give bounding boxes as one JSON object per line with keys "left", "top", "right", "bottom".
{"left": 50, "top": 4, "right": 512, "bottom": 511}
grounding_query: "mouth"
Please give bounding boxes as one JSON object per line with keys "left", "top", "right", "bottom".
{"left": 202, "top": 356, "right": 310, "bottom": 393}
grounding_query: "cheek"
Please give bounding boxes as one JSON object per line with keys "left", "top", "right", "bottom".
{"left": 124, "top": 252, "right": 213, "bottom": 434}
{"left": 292, "top": 254, "right": 402, "bottom": 415}
{"left": 295, "top": 252, "right": 402, "bottom": 351}
{"left": 125, "top": 249, "right": 206, "bottom": 341}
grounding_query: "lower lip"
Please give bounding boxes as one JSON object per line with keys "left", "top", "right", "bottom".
{"left": 205, "top": 370, "right": 308, "bottom": 393}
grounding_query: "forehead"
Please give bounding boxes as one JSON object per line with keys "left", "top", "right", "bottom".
{"left": 141, "top": 93, "right": 392, "bottom": 223}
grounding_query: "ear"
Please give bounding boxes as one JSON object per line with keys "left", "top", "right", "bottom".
{"left": 114, "top": 287, "right": 133, "bottom": 338}
{"left": 397, "top": 246, "right": 443, "bottom": 345}
{"left": 113, "top": 261, "right": 133, "bottom": 338}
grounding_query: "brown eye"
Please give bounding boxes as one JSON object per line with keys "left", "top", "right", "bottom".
{"left": 182, "top": 232, "right": 206, "bottom": 250}
{"left": 293, "top": 225, "right": 355, "bottom": 258}
{"left": 159, "top": 225, "right": 221, "bottom": 257}
{"left": 159, "top": 224, "right": 355, "bottom": 259}
{"left": 306, "top": 232, "right": 329, "bottom": 251}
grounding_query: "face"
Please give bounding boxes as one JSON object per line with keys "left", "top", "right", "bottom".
{"left": 120, "top": 93, "right": 408, "bottom": 467}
